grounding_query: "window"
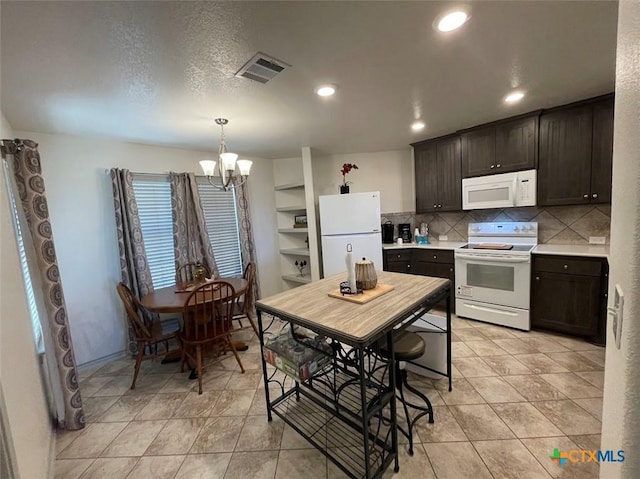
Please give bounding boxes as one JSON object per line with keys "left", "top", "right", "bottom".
{"left": 2, "top": 160, "right": 44, "bottom": 353}
{"left": 197, "top": 179, "right": 243, "bottom": 277}
{"left": 132, "top": 175, "right": 243, "bottom": 287}
{"left": 131, "top": 176, "right": 175, "bottom": 288}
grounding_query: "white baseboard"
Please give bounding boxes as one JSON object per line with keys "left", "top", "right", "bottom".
{"left": 77, "top": 349, "right": 128, "bottom": 375}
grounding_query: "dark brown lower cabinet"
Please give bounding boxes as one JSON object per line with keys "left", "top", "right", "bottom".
{"left": 383, "top": 248, "right": 455, "bottom": 312}
{"left": 531, "top": 254, "right": 608, "bottom": 345}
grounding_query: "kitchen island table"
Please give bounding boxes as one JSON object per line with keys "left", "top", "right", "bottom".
{"left": 255, "top": 271, "right": 451, "bottom": 479}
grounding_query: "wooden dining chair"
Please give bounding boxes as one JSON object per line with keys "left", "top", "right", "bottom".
{"left": 116, "top": 282, "right": 181, "bottom": 389}
{"left": 181, "top": 280, "right": 245, "bottom": 394}
{"left": 232, "top": 262, "right": 259, "bottom": 338}
{"left": 176, "top": 262, "right": 212, "bottom": 284}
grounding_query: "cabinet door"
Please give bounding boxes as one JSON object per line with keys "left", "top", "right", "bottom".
{"left": 461, "top": 127, "right": 496, "bottom": 178}
{"left": 414, "top": 143, "right": 439, "bottom": 213}
{"left": 538, "top": 106, "right": 593, "bottom": 206}
{"left": 385, "top": 260, "right": 411, "bottom": 274}
{"left": 531, "top": 271, "right": 601, "bottom": 337}
{"left": 437, "top": 136, "right": 462, "bottom": 211}
{"left": 411, "top": 260, "right": 455, "bottom": 311}
{"left": 590, "top": 98, "right": 614, "bottom": 204}
{"left": 495, "top": 115, "right": 538, "bottom": 173}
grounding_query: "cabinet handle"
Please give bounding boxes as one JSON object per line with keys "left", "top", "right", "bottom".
{"left": 450, "top": 268, "right": 454, "bottom": 272}
{"left": 407, "top": 264, "right": 411, "bottom": 268}
{"left": 490, "top": 165, "right": 495, "bottom": 169}
{"left": 396, "top": 254, "right": 401, "bottom": 259}
{"left": 563, "top": 264, "right": 568, "bottom": 269}
{"left": 535, "top": 276, "right": 540, "bottom": 281}
{"left": 496, "top": 164, "right": 501, "bottom": 168}
{"left": 592, "top": 193, "right": 598, "bottom": 199}
{"left": 438, "top": 204, "right": 442, "bottom": 208}
{"left": 583, "top": 194, "right": 589, "bottom": 199}
{"left": 433, "top": 204, "right": 437, "bottom": 208}
{"left": 433, "top": 255, "right": 437, "bottom": 259}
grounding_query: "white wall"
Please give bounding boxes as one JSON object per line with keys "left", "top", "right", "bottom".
{"left": 1, "top": 114, "right": 54, "bottom": 478}
{"left": 311, "top": 150, "right": 414, "bottom": 214}
{"left": 13, "top": 130, "right": 278, "bottom": 366}
{"left": 601, "top": 2, "right": 640, "bottom": 478}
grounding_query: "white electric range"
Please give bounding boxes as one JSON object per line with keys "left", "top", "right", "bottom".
{"left": 454, "top": 222, "right": 538, "bottom": 330}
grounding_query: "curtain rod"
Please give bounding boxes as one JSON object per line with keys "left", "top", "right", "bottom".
{"left": 103, "top": 170, "right": 207, "bottom": 178}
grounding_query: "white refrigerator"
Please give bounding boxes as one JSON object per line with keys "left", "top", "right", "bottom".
{"left": 319, "top": 191, "right": 383, "bottom": 277}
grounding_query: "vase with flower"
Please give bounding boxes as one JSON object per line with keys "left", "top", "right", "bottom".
{"left": 340, "top": 163, "right": 358, "bottom": 194}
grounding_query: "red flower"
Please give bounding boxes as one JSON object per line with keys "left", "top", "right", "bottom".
{"left": 340, "top": 163, "right": 359, "bottom": 185}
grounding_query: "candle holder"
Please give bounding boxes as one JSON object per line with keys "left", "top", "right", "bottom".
{"left": 294, "top": 260, "right": 307, "bottom": 277}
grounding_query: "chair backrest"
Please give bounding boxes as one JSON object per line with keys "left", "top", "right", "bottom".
{"left": 241, "top": 262, "right": 256, "bottom": 313}
{"left": 182, "top": 280, "right": 236, "bottom": 343}
{"left": 176, "top": 262, "right": 212, "bottom": 284}
{"left": 116, "top": 282, "right": 152, "bottom": 340}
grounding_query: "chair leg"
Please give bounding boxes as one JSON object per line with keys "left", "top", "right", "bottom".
{"left": 396, "top": 367, "right": 415, "bottom": 455}
{"left": 131, "top": 343, "right": 145, "bottom": 390}
{"left": 196, "top": 346, "right": 203, "bottom": 395}
{"left": 247, "top": 315, "right": 259, "bottom": 338}
{"left": 401, "top": 371, "right": 434, "bottom": 424}
{"left": 227, "top": 337, "right": 245, "bottom": 373}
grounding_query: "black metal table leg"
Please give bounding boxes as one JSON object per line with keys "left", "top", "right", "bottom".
{"left": 387, "top": 331, "right": 400, "bottom": 473}
{"left": 446, "top": 295, "right": 452, "bottom": 392}
{"left": 257, "top": 310, "right": 273, "bottom": 421}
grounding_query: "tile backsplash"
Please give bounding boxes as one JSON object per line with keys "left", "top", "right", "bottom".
{"left": 381, "top": 204, "right": 611, "bottom": 245}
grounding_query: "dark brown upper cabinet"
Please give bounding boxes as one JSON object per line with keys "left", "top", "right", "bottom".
{"left": 590, "top": 98, "right": 614, "bottom": 204}
{"left": 413, "top": 135, "right": 461, "bottom": 213}
{"left": 461, "top": 115, "right": 538, "bottom": 178}
{"left": 538, "top": 96, "right": 614, "bottom": 206}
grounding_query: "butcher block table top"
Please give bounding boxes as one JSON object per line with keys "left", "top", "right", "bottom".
{"left": 256, "top": 271, "right": 449, "bottom": 347}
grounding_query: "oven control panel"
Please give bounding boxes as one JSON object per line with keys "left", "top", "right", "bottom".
{"left": 468, "top": 222, "right": 538, "bottom": 237}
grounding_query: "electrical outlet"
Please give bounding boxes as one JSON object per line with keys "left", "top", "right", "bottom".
{"left": 589, "top": 236, "right": 606, "bottom": 245}
{"left": 439, "top": 235, "right": 448, "bottom": 241}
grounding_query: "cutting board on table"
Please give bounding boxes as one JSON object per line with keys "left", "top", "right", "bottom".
{"left": 328, "top": 283, "right": 395, "bottom": 304}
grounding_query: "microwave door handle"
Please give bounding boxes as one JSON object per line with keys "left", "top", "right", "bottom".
{"left": 456, "top": 254, "right": 529, "bottom": 263}
{"left": 512, "top": 176, "right": 518, "bottom": 206}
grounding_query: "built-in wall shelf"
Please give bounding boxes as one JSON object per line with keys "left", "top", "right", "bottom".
{"left": 278, "top": 228, "right": 308, "bottom": 234}
{"left": 274, "top": 182, "right": 305, "bottom": 191}
{"left": 282, "top": 273, "right": 312, "bottom": 284}
{"left": 276, "top": 206, "right": 307, "bottom": 214}
{"left": 280, "top": 248, "right": 311, "bottom": 256}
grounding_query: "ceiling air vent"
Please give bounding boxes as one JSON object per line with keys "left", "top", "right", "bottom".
{"left": 235, "top": 52, "right": 291, "bottom": 84}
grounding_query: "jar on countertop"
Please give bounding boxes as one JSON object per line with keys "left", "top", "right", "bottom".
{"left": 355, "top": 257, "right": 377, "bottom": 290}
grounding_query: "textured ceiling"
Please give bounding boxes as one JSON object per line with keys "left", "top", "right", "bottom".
{"left": 0, "top": 1, "right": 618, "bottom": 158}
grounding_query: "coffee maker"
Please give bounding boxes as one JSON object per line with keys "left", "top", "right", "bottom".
{"left": 381, "top": 221, "right": 395, "bottom": 244}
{"left": 398, "top": 223, "right": 412, "bottom": 243}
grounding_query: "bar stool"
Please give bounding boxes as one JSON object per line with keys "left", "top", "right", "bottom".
{"left": 378, "top": 331, "right": 434, "bottom": 455}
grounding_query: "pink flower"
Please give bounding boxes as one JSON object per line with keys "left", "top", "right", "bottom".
{"left": 340, "top": 163, "right": 359, "bottom": 185}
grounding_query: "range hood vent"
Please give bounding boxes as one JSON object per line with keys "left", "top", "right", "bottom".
{"left": 235, "top": 52, "right": 291, "bottom": 84}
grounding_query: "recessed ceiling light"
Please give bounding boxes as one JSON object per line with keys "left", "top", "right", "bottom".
{"left": 504, "top": 91, "right": 525, "bottom": 103}
{"left": 411, "top": 121, "right": 426, "bottom": 131}
{"left": 316, "top": 85, "right": 336, "bottom": 97}
{"left": 437, "top": 11, "right": 469, "bottom": 32}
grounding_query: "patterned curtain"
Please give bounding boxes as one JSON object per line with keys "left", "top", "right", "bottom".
{"left": 170, "top": 172, "right": 219, "bottom": 277}
{"left": 232, "top": 177, "right": 260, "bottom": 301}
{"left": 1, "top": 139, "right": 84, "bottom": 430}
{"left": 110, "top": 168, "right": 155, "bottom": 354}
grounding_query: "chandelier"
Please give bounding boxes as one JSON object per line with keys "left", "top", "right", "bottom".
{"left": 199, "top": 118, "right": 252, "bottom": 191}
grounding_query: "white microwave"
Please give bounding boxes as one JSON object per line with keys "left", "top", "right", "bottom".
{"left": 462, "top": 169, "right": 536, "bottom": 210}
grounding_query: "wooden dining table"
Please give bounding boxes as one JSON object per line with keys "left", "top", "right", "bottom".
{"left": 140, "top": 277, "right": 248, "bottom": 313}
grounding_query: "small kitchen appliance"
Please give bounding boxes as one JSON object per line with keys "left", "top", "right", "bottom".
{"left": 382, "top": 221, "right": 395, "bottom": 244}
{"left": 398, "top": 223, "right": 412, "bottom": 243}
{"left": 462, "top": 169, "right": 536, "bottom": 210}
{"left": 455, "top": 222, "right": 538, "bottom": 330}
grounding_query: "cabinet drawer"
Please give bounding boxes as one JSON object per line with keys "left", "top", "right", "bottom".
{"left": 412, "top": 249, "right": 454, "bottom": 264}
{"left": 534, "top": 256, "right": 602, "bottom": 277}
{"left": 386, "top": 260, "right": 411, "bottom": 273}
{"left": 385, "top": 250, "right": 411, "bottom": 262}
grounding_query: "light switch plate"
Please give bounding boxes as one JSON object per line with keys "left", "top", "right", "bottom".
{"left": 613, "top": 284, "right": 624, "bottom": 349}
{"left": 589, "top": 236, "right": 606, "bottom": 244}
{"left": 439, "top": 235, "right": 448, "bottom": 241}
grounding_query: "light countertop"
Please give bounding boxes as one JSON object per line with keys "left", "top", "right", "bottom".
{"left": 532, "top": 244, "right": 609, "bottom": 259}
{"left": 383, "top": 241, "right": 467, "bottom": 251}
{"left": 383, "top": 241, "right": 610, "bottom": 259}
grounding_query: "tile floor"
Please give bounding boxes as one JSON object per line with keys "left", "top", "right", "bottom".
{"left": 56, "top": 316, "right": 605, "bottom": 479}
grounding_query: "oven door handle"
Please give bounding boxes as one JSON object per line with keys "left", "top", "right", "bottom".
{"left": 455, "top": 254, "right": 530, "bottom": 264}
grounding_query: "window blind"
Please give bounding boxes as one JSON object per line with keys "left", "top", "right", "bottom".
{"left": 196, "top": 179, "right": 243, "bottom": 278}
{"left": 2, "top": 160, "right": 44, "bottom": 353}
{"left": 132, "top": 176, "right": 176, "bottom": 288}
